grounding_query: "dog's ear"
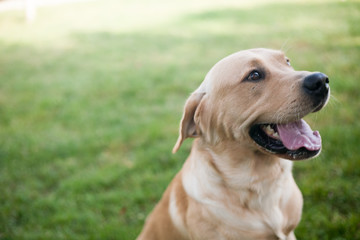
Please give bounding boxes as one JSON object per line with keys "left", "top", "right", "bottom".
{"left": 172, "top": 92, "right": 206, "bottom": 153}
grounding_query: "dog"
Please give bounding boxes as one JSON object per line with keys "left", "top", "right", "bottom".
{"left": 137, "top": 48, "right": 330, "bottom": 240}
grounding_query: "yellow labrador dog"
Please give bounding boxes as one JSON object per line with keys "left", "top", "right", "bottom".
{"left": 137, "top": 48, "right": 330, "bottom": 240}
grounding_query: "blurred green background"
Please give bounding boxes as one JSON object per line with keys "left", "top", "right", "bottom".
{"left": 0, "top": 0, "right": 359, "bottom": 239}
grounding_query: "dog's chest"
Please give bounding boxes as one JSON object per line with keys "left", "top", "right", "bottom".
{"left": 205, "top": 187, "right": 290, "bottom": 239}
{"left": 182, "top": 159, "right": 298, "bottom": 240}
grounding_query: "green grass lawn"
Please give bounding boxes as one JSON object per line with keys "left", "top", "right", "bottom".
{"left": 0, "top": 0, "right": 359, "bottom": 239}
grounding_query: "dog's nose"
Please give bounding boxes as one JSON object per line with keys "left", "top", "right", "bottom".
{"left": 303, "top": 72, "right": 329, "bottom": 98}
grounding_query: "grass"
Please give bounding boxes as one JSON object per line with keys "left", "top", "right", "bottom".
{"left": 0, "top": 0, "right": 359, "bottom": 239}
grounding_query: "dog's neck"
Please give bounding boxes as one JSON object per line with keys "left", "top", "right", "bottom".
{"left": 182, "top": 138, "right": 294, "bottom": 200}
{"left": 181, "top": 139, "right": 297, "bottom": 239}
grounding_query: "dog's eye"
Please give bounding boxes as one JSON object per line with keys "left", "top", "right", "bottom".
{"left": 247, "top": 70, "right": 262, "bottom": 81}
{"left": 286, "top": 59, "right": 291, "bottom": 66}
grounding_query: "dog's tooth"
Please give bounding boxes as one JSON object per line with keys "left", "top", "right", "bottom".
{"left": 261, "top": 125, "right": 267, "bottom": 132}
{"left": 273, "top": 132, "right": 280, "bottom": 139}
{"left": 266, "top": 125, "right": 274, "bottom": 135}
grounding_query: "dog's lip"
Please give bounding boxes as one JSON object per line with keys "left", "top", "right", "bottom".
{"left": 249, "top": 120, "right": 321, "bottom": 160}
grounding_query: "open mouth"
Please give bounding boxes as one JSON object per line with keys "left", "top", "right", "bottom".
{"left": 249, "top": 119, "right": 321, "bottom": 160}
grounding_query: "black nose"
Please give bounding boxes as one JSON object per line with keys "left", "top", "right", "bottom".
{"left": 303, "top": 72, "right": 329, "bottom": 98}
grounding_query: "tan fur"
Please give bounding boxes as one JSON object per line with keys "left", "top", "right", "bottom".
{"left": 137, "top": 48, "right": 328, "bottom": 240}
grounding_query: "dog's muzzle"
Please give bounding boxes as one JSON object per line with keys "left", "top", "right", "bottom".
{"left": 249, "top": 72, "right": 330, "bottom": 161}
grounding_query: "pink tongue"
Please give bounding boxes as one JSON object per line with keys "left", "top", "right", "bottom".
{"left": 277, "top": 119, "right": 321, "bottom": 151}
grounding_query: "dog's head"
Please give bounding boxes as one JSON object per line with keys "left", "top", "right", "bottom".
{"left": 173, "top": 48, "right": 330, "bottom": 160}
